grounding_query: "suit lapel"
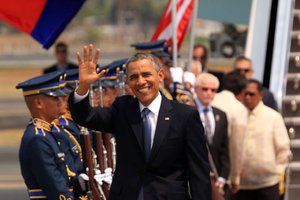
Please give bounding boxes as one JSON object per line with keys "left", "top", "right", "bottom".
{"left": 149, "top": 95, "right": 172, "bottom": 162}
{"left": 212, "top": 107, "right": 220, "bottom": 144}
{"left": 125, "top": 97, "right": 144, "bottom": 152}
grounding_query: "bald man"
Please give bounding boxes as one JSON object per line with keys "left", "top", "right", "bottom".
{"left": 195, "top": 73, "right": 230, "bottom": 199}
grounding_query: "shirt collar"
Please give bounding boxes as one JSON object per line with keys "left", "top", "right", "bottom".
{"left": 195, "top": 98, "right": 212, "bottom": 113}
{"left": 139, "top": 92, "right": 162, "bottom": 116}
{"left": 249, "top": 100, "right": 264, "bottom": 115}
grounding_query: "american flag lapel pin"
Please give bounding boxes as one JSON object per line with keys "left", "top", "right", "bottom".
{"left": 165, "top": 117, "right": 170, "bottom": 121}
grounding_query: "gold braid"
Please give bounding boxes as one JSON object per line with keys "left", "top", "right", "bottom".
{"left": 64, "top": 128, "right": 83, "bottom": 161}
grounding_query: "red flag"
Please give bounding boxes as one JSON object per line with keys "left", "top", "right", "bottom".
{"left": 0, "top": 0, "right": 85, "bottom": 49}
{"left": 151, "top": 0, "right": 194, "bottom": 50}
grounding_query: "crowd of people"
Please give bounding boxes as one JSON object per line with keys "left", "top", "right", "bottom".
{"left": 16, "top": 41, "right": 291, "bottom": 200}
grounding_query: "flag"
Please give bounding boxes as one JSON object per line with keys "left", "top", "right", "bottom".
{"left": 151, "top": 0, "right": 194, "bottom": 50}
{"left": 0, "top": 0, "right": 85, "bottom": 49}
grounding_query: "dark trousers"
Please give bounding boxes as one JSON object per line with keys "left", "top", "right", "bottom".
{"left": 236, "top": 183, "right": 279, "bottom": 200}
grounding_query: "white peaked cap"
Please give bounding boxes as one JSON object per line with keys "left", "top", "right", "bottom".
{"left": 170, "top": 67, "right": 183, "bottom": 84}
{"left": 183, "top": 71, "right": 196, "bottom": 87}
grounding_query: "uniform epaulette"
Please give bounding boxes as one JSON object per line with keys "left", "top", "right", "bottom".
{"left": 59, "top": 115, "right": 69, "bottom": 126}
{"left": 35, "top": 127, "right": 46, "bottom": 136}
{"left": 52, "top": 123, "right": 61, "bottom": 133}
{"left": 31, "top": 118, "right": 51, "bottom": 136}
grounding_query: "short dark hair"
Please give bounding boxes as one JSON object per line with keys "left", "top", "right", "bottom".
{"left": 233, "top": 55, "right": 252, "bottom": 67}
{"left": 55, "top": 42, "right": 68, "bottom": 52}
{"left": 193, "top": 43, "right": 208, "bottom": 59}
{"left": 126, "top": 53, "right": 162, "bottom": 71}
{"left": 247, "top": 79, "right": 263, "bottom": 92}
{"left": 223, "top": 70, "right": 247, "bottom": 95}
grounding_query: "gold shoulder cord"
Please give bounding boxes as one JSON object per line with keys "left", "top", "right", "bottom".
{"left": 64, "top": 129, "right": 83, "bottom": 161}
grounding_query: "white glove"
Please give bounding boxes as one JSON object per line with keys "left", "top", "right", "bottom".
{"left": 94, "top": 168, "right": 113, "bottom": 186}
{"left": 78, "top": 173, "right": 89, "bottom": 191}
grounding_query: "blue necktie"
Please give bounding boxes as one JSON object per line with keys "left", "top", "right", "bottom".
{"left": 142, "top": 108, "right": 152, "bottom": 161}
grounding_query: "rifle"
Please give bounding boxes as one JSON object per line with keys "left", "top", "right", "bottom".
{"left": 80, "top": 127, "right": 101, "bottom": 200}
{"left": 116, "top": 65, "right": 126, "bottom": 96}
{"left": 103, "top": 133, "right": 113, "bottom": 169}
{"left": 90, "top": 83, "right": 111, "bottom": 200}
{"left": 93, "top": 131, "right": 110, "bottom": 199}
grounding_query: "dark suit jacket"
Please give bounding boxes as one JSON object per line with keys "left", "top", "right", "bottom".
{"left": 210, "top": 107, "right": 230, "bottom": 179}
{"left": 43, "top": 62, "right": 77, "bottom": 74}
{"left": 69, "top": 93, "right": 211, "bottom": 200}
{"left": 208, "top": 70, "right": 224, "bottom": 92}
{"left": 262, "top": 87, "right": 278, "bottom": 111}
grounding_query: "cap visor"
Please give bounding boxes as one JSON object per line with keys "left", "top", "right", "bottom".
{"left": 41, "top": 88, "right": 68, "bottom": 97}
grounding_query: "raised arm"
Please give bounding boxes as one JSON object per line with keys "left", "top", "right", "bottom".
{"left": 76, "top": 44, "right": 106, "bottom": 95}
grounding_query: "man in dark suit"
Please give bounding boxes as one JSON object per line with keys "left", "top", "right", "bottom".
{"left": 194, "top": 73, "right": 230, "bottom": 199}
{"left": 43, "top": 42, "right": 77, "bottom": 74}
{"left": 68, "top": 44, "right": 211, "bottom": 200}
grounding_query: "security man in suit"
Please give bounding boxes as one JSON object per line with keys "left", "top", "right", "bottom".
{"left": 194, "top": 73, "right": 230, "bottom": 200}
{"left": 17, "top": 71, "right": 78, "bottom": 199}
{"left": 193, "top": 44, "right": 224, "bottom": 92}
{"left": 43, "top": 42, "right": 77, "bottom": 74}
{"left": 68, "top": 44, "right": 211, "bottom": 200}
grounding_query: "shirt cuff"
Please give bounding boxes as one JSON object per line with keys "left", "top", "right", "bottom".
{"left": 74, "top": 88, "right": 89, "bottom": 103}
{"left": 217, "top": 177, "right": 227, "bottom": 184}
{"left": 231, "top": 176, "right": 240, "bottom": 185}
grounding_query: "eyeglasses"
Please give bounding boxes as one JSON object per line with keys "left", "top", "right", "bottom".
{"left": 245, "top": 92, "right": 256, "bottom": 97}
{"left": 237, "top": 68, "right": 251, "bottom": 73}
{"left": 201, "top": 87, "right": 217, "bottom": 93}
{"left": 193, "top": 55, "right": 206, "bottom": 61}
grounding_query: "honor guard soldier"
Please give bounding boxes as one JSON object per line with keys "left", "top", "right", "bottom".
{"left": 98, "top": 58, "right": 128, "bottom": 105}
{"left": 53, "top": 69, "right": 84, "bottom": 175}
{"left": 16, "top": 71, "right": 77, "bottom": 200}
{"left": 58, "top": 69, "right": 82, "bottom": 143}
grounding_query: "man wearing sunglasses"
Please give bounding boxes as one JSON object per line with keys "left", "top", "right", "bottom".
{"left": 195, "top": 73, "right": 230, "bottom": 200}
{"left": 233, "top": 55, "right": 278, "bottom": 111}
{"left": 236, "top": 79, "right": 290, "bottom": 200}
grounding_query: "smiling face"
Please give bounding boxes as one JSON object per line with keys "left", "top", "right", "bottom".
{"left": 126, "top": 59, "right": 164, "bottom": 106}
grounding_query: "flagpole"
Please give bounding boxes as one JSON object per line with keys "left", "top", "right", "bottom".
{"left": 172, "top": 0, "right": 178, "bottom": 68}
{"left": 187, "top": 0, "right": 199, "bottom": 69}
